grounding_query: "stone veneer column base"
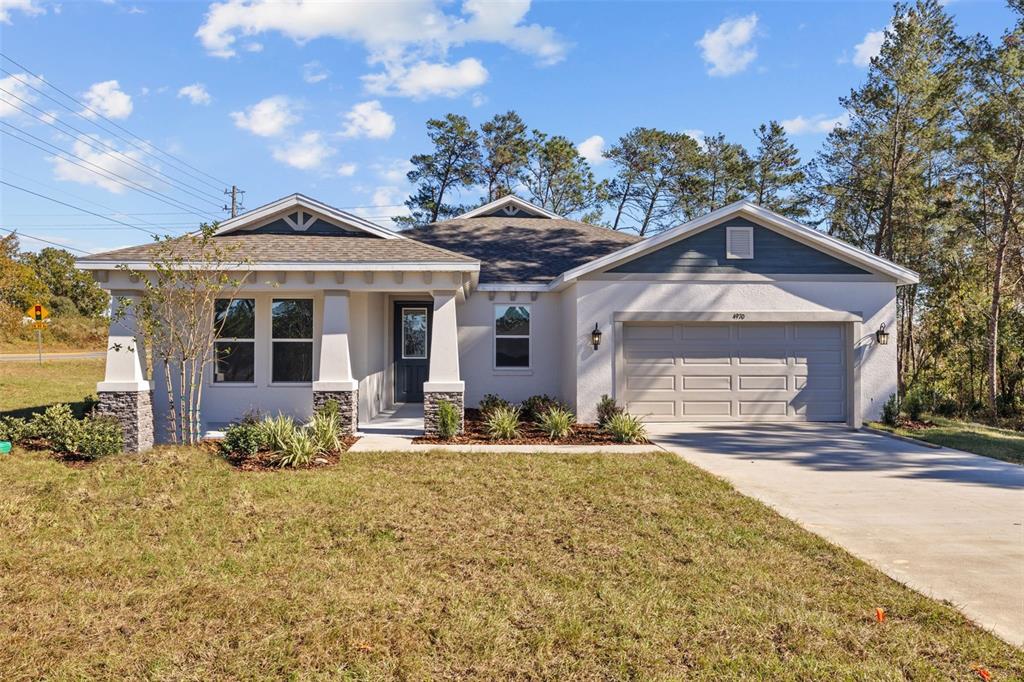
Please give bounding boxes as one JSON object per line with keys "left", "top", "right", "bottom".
{"left": 97, "top": 390, "right": 154, "bottom": 453}
{"left": 423, "top": 391, "right": 465, "bottom": 437}
{"left": 313, "top": 390, "right": 358, "bottom": 435}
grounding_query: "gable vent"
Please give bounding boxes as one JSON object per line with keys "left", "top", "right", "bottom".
{"left": 726, "top": 226, "right": 754, "bottom": 260}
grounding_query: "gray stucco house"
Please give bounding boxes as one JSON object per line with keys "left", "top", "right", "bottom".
{"left": 77, "top": 193, "right": 918, "bottom": 450}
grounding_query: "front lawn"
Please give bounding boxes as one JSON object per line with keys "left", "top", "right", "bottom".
{"left": 1, "top": 447, "right": 1020, "bottom": 679}
{"left": 869, "top": 415, "right": 1024, "bottom": 465}
{"left": 0, "top": 358, "right": 104, "bottom": 418}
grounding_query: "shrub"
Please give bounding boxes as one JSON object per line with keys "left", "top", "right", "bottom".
{"left": 75, "top": 416, "right": 123, "bottom": 459}
{"left": 258, "top": 414, "right": 297, "bottom": 453}
{"left": 479, "top": 393, "right": 510, "bottom": 416}
{"left": 276, "top": 429, "right": 318, "bottom": 468}
{"left": 220, "top": 421, "right": 268, "bottom": 457}
{"left": 31, "top": 403, "right": 82, "bottom": 453}
{"left": 0, "top": 415, "right": 30, "bottom": 443}
{"left": 519, "top": 394, "right": 567, "bottom": 423}
{"left": 606, "top": 412, "right": 647, "bottom": 444}
{"left": 539, "top": 406, "right": 575, "bottom": 440}
{"left": 881, "top": 393, "right": 899, "bottom": 427}
{"left": 596, "top": 394, "right": 623, "bottom": 428}
{"left": 485, "top": 405, "right": 522, "bottom": 440}
{"left": 310, "top": 402, "right": 344, "bottom": 453}
{"left": 435, "top": 399, "right": 461, "bottom": 440}
{"left": 902, "top": 388, "right": 925, "bottom": 422}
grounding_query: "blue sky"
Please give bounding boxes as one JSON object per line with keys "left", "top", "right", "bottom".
{"left": 0, "top": 0, "right": 1015, "bottom": 255}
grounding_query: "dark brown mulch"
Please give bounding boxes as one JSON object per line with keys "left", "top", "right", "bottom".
{"left": 12, "top": 438, "right": 98, "bottom": 468}
{"left": 414, "top": 409, "right": 648, "bottom": 446}
{"left": 213, "top": 436, "right": 359, "bottom": 472}
{"left": 900, "top": 419, "right": 937, "bottom": 431}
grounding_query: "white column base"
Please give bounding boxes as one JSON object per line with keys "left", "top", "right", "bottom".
{"left": 312, "top": 380, "right": 358, "bottom": 392}
{"left": 423, "top": 381, "right": 465, "bottom": 393}
{"left": 97, "top": 381, "right": 151, "bottom": 393}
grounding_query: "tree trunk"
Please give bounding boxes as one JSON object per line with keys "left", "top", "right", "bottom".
{"left": 987, "top": 216, "right": 1009, "bottom": 415}
{"left": 162, "top": 354, "right": 177, "bottom": 444}
{"left": 612, "top": 177, "right": 633, "bottom": 230}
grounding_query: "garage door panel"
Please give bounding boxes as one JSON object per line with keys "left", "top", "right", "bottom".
{"left": 623, "top": 322, "right": 847, "bottom": 423}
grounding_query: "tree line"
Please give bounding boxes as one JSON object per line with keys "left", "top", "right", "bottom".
{"left": 402, "top": 0, "right": 1022, "bottom": 422}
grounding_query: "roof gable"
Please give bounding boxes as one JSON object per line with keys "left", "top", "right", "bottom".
{"left": 557, "top": 201, "right": 919, "bottom": 286}
{"left": 214, "top": 194, "right": 403, "bottom": 240}
{"left": 457, "top": 195, "right": 561, "bottom": 220}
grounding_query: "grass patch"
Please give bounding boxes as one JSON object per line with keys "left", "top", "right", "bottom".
{"left": 0, "top": 315, "right": 106, "bottom": 354}
{"left": 1, "top": 447, "right": 1021, "bottom": 679}
{"left": 0, "top": 358, "right": 104, "bottom": 419}
{"left": 870, "top": 415, "right": 1024, "bottom": 465}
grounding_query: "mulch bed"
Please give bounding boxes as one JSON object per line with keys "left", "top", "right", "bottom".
{"left": 211, "top": 436, "right": 359, "bottom": 472}
{"left": 10, "top": 438, "right": 97, "bottom": 468}
{"left": 414, "top": 409, "right": 648, "bottom": 446}
{"left": 899, "top": 419, "right": 937, "bottom": 431}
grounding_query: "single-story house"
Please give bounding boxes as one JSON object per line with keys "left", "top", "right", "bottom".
{"left": 77, "top": 193, "right": 918, "bottom": 451}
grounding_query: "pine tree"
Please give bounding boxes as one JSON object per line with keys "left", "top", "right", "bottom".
{"left": 751, "top": 121, "right": 807, "bottom": 217}
{"left": 521, "top": 130, "right": 605, "bottom": 219}
{"left": 480, "top": 111, "right": 529, "bottom": 202}
{"left": 400, "top": 114, "right": 482, "bottom": 225}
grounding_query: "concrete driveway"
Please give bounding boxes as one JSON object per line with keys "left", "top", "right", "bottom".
{"left": 647, "top": 423, "right": 1024, "bottom": 646}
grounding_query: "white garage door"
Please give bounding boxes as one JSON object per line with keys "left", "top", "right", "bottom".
{"left": 622, "top": 322, "right": 847, "bottom": 422}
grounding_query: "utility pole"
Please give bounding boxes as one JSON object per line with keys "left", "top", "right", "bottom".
{"left": 224, "top": 185, "right": 245, "bottom": 218}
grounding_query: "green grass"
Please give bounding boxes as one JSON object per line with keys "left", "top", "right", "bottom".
{"left": 1, "top": 447, "right": 1021, "bottom": 679}
{"left": 0, "top": 358, "right": 104, "bottom": 419}
{"left": 870, "top": 415, "right": 1024, "bottom": 465}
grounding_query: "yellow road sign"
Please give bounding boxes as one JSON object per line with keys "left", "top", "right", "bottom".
{"left": 32, "top": 321, "right": 46, "bottom": 330}
{"left": 25, "top": 303, "right": 49, "bottom": 320}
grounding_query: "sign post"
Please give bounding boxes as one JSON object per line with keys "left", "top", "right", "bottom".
{"left": 25, "top": 304, "right": 49, "bottom": 365}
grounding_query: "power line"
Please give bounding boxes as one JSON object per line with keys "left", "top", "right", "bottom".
{"left": 0, "top": 86, "right": 227, "bottom": 206}
{"left": 0, "top": 122, "right": 222, "bottom": 219}
{"left": 0, "top": 226, "right": 93, "bottom": 254}
{"left": 0, "top": 54, "right": 231, "bottom": 188}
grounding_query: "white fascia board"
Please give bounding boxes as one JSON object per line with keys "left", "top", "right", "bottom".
{"left": 77, "top": 260, "right": 479, "bottom": 272}
{"left": 554, "top": 200, "right": 920, "bottom": 286}
{"left": 213, "top": 193, "right": 405, "bottom": 240}
{"left": 456, "top": 195, "right": 562, "bottom": 220}
{"left": 475, "top": 283, "right": 550, "bottom": 292}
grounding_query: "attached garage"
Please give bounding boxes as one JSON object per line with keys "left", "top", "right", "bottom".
{"left": 621, "top": 321, "right": 849, "bottom": 423}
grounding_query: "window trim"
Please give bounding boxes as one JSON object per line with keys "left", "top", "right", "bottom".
{"left": 270, "top": 297, "right": 315, "bottom": 386}
{"left": 726, "top": 225, "right": 755, "bottom": 260}
{"left": 493, "top": 303, "right": 531, "bottom": 371}
{"left": 213, "top": 298, "right": 255, "bottom": 385}
{"left": 400, "top": 306, "right": 429, "bottom": 360}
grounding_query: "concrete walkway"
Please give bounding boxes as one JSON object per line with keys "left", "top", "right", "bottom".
{"left": 0, "top": 351, "right": 104, "bottom": 362}
{"left": 648, "top": 423, "right": 1024, "bottom": 647}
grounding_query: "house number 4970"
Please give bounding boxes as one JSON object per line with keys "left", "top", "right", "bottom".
{"left": 732, "top": 313, "right": 746, "bottom": 320}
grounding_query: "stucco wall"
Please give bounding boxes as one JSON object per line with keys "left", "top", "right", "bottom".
{"left": 456, "top": 292, "right": 565, "bottom": 408}
{"left": 569, "top": 278, "right": 898, "bottom": 423}
{"left": 352, "top": 291, "right": 388, "bottom": 424}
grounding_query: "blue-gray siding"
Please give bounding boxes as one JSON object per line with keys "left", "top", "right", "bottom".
{"left": 246, "top": 216, "right": 373, "bottom": 237}
{"left": 609, "top": 218, "right": 870, "bottom": 275}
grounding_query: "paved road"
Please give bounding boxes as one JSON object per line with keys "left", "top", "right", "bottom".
{"left": 648, "top": 423, "right": 1024, "bottom": 646}
{"left": 0, "top": 351, "right": 104, "bottom": 362}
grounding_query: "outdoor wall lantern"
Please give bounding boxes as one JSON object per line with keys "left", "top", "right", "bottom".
{"left": 591, "top": 323, "right": 603, "bottom": 351}
{"left": 875, "top": 323, "right": 890, "bottom": 345}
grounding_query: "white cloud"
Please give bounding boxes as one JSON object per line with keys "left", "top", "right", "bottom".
{"left": 50, "top": 135, "right": 152, "bottom": 193}
{"left": 336, "top": 162, "right": 357, "bottom": 177}
{"left": 81, "top": 80, "right": 133, "bottom": 119}
{"left": 353, "top": 185, "right": 411, "bottom": 223}
{"left": 697, "top": 14, "right": 758, "bottom": 77}
{"left": 230, "top": 95, "right": 299, "bottom": 137}
{"left": 0, "top": 0, "right": 44, "bottom": 23}
{"left": 177, "top": 83, "right": 212, "bottom": 105}
{"left": 471, "top": 92, "right": 487, "bottom": 108}
{"left": 303, "top": 60, "right": 329, "bottom": 84}
{"left": 243, "top": 41, "right": 263, "bottom": 52}
{"left": 271, "top": 131, "right": 334, "bottom": 170}
{"left": 577, "top": 135, "right": 605, "bottom": 164}
{"left": 363, "top": 58, "right": 488, "bottom": 99}
{"left": 781, "top": 112, "right": 849, "bottom": 135}
{"left": 340, "top": 100, "right": 395, "bottom": 139}
{"left": 195, "top": 0, "right": 567, "bottom": 64}
{"left": 376, "top": 158, "right": 413, "bottom": 184}
{"left": 853, "top": 27, "right": 886, "bottom": 67}
{"left": 0, "top": 73, "right": 37, "bottom": 118}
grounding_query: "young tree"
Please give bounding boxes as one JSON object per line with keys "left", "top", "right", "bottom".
{"left": 480, "top": 111, "right": 529, "bottom": 201}
{"left": 400, "top": 114, "right": 482, "bottom": 225}
{"left": 751, "top": 121, "right": 808, "bottom": 217}
{"left": 118, "top": 226, "right": 249, "bottom": 444}
{"left": 521, "top": 130, "right": 606, "bottom": 220}
{"left": 22, "top": 247, "right": 108, "bottom": 317}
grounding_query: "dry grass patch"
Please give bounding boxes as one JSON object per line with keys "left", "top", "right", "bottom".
{"left": 1, "top": 446, "right": 1021, "bottom": 679}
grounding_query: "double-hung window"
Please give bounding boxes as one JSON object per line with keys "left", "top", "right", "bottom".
{"left": 494, "top": 304, "right": 530, "bottom": 368}
{"left": 214, "top": 298, "right": 255, "bottom": 383}
{"left": 271, "top": 298, "right": 314, "bottom": 383}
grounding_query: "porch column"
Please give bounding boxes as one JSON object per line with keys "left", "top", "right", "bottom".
{"left": 312, "top": 290, "right": 358, "bottom": 434}
{"left": 96, "top": 291, "right": 153, "bottom": 453}
{"left": 423, "top": 290, "right": 464, "bottom": 436}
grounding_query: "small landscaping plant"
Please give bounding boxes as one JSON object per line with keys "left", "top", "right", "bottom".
{"left": 520, "top": 394, "right": 567, "bottom": 423}
{"left": 881, "top": 393, "right": 899, "bottom": 427}
{"left": 310, "top": 400, "right": 344, "bottom": 453}
{"left": 20, "top": 403, "right": 123, "bottom": 459}
{"left": 596, "top": 394, "right": 623, "bottom": 428}
{"left": 258, "top": 414, "right": 297, "bottom": 453}
{"left": 275, "top": 428, "right": 318, "bottom": 468}
{"left": 478, "top": 393, "right": 510, "bottom": 416}
{"left": 0, "top": 415, "right": 30, "bottom": 444}
{"left": 220, "top": 421, "right": 268, "bottom": 458}
{"left": 538, "top": 406, "right": 575, "bottom": 440}
{"left": 74, "top": 417, "right": 124, "bottom": 459}
{"left": 605, "top": 412, "right": 647, "bottom": 444}
{"left": 31, "top": 403, "right": 80, "bottom": 453}
{"left": 435, "top": 399, "right": 461, "bottom": 440}
{"left": 485, "top": 404, "right": 522, "bottom": 440}
{"left": 902, "top": 387, "right": 925, "bottom": 422}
